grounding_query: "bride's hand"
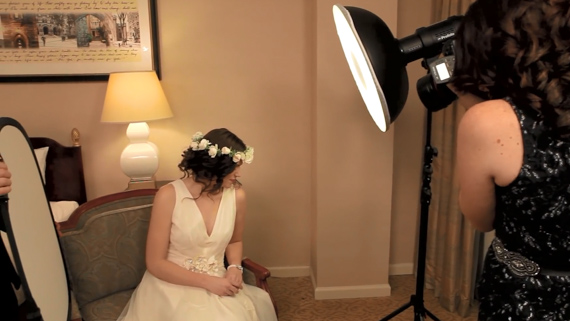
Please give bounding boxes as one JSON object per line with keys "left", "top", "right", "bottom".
{"left": 225, "top": 268, "right": 243, "bottom": 289}
{"left": 206, "top": 276, "right": 240, "bottom": 296}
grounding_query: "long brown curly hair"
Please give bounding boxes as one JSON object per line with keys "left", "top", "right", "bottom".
{"left": 451, "top": 0, "right": 570, "bottom": 137}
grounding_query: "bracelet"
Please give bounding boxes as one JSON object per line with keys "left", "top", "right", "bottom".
{"left": 227, "top": 264, "right": 244, "bottom": 273}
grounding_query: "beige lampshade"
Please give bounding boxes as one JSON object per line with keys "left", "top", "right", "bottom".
{"left": 101, "top": 71, "right": 173, "bottom": 123}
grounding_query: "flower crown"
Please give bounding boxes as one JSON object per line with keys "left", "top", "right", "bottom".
{"left": 189, "top": 132, "right": 254, "bottom": 164}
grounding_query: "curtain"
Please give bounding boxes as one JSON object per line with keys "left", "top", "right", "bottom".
{"left": 424, "top": 0, "right": 479, "bottom": 317}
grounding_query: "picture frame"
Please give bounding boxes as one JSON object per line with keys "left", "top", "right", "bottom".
{"left": 0, "top": 0, "right": 161, "bottom": 82}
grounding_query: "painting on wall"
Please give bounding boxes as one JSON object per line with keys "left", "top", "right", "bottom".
{"left": 0, "top": 0, "right": 160, "bottom": 82}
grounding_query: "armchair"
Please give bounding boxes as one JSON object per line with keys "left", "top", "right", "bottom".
{"left": 58, "top": 189, "right": 276, "bottom": 321}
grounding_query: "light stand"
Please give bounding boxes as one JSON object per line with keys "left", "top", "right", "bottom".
{"left": 380, "top": 51, "right": 458, "bottom": 319}
{"left": 331, "top": 6, "right": 462, "bottom": 320}
{"left": 379, "top": 109, "right": 438, "bottom": 321}
{"left": 379, "top": 50, "right": 458, "bottom": 320}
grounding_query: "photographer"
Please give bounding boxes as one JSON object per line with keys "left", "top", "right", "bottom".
{"left": 0, "top": 161, "right": 19, "bottom": 320}
{"left": 0, "top": 161, "right": 11, "bottom": 195}
{"left": 451, "top": 0, "right": 570, "bottom": 320}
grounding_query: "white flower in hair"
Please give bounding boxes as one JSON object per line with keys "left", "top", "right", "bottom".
{"left": 208, "top": 145, "right": 218, "bottom": 158}
{"left": 188, "top": 131, "right": 255, "bottom": 164}
{"left": 244, "top": 147, "right": 254, "bottom": 164}
{"left": 233, "top": 152, "right": 243, "bottom": 163}
{"left": 192, "top": 132, "right": 204, "bottom": 141}
{"left": 198, "top": 139, "right": 210, "bottom": 150}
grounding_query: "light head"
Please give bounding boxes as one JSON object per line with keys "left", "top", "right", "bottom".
{"left": 332, "top": 4, "right": 462, "bottom": 131}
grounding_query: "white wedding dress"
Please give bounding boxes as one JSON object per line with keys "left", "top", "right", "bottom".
{"left": 117, "top": 180, "right": 277, "bottom": 321}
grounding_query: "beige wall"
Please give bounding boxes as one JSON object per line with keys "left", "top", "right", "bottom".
{"left": 0, "top": 0, "right": 433, "bottom": 298}
{"left": 390, "top": 0, "right": 435, "bottom": 271}
{"left": 313, "top": 0, "right": 397, "bottom": 297}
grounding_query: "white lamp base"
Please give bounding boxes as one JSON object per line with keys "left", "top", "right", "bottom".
{"left": 120, "top": 122, "right": 159, "bottom": 183}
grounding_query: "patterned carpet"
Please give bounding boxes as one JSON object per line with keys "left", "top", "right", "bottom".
{"left": 267, "top": 275, "right": 478, "bottom": 321}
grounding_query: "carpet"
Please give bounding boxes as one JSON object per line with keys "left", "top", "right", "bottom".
{"left": 267, "top": 275, "right": 478, "bottom": 321}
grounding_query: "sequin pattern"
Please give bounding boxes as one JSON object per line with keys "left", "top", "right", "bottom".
{"left": 477, "top": 99, "right": 570, "bottom": 320}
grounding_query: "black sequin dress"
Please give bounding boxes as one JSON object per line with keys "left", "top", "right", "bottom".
{"left": 477, "top": 99, "right": 570, "bottom": 321}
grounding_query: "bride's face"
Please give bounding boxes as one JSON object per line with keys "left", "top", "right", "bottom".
{"left": 221, "top": 163, "right": 242, "bottom": 188}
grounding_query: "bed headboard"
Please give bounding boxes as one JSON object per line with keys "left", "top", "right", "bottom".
{"left": 30, "top": 128, "right": 87, "bottom": 205}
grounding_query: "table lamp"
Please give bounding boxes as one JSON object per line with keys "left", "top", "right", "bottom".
{"left": 101, "top": 70, "right": 173, "bottom": 189}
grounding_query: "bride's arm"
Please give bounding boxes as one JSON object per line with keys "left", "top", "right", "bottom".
{"left": 225, "top": 188, "right": 246, "bottom": 285}
{"left": 226, "top": 188, "right": 246, "bottom": 265}
{"left": 145, "top": 185, "right": 211, "bottom": 288}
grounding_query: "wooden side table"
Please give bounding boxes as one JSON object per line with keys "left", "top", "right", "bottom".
{"left": 126, "top": 180, "right": 173, "bottom": 190}
{"left": 156, "top": 180, "right": 172, "bottom": 188}
{"left": 126, "top": 180, "right": 156, "bottom": 190}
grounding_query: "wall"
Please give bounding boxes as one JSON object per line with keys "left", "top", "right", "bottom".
{"left": 390, "top": 0, "right": 435, "bottom": 274}
{"left": 312, "top": 0, "right": 397, "bottom": 298}
{"left": 0, "top": 0, "right": 434, "bottom": 298}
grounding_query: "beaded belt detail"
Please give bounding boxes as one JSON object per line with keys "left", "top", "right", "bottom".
{"left": 182, "top": 256, "right": 222, "bottom": 275}
{"left": 492, "top": 238, "right": 540, "bottom": 277}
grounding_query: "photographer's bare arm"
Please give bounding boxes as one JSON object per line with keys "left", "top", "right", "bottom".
{"left": 0, "top": 162, "right": 12, "bottom": 195}
{"left": 456, "top": 99, "right": 523, "bottom": 232}
{"left": 145, "top": 184, "right": 239, "bottom": 296}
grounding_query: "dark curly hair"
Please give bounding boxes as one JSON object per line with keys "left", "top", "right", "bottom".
{"left": 451, "top": 0, "right": 570, "bottom": 137}
{"left": 178, "top": 128, "right": 247, "bottom": 197}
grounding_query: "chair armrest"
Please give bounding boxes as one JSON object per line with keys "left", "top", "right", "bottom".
{"left": 241, "top": 258, "right": 278, "bottom": 316}
{"left": 55, "top": 222, "right": 62, "bottom": 237}
{"left": 241, "top": 258, "right": 270, "bottom": 285}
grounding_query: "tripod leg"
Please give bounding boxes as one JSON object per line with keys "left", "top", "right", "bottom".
{"left": 379, "top": 301, "right": 413, "bottom": 321}
{"left": 425, "top": 309, "right": 441, "bottom": 321}
{"left": 414, "top": 311, "right": 425, "bottom": 321}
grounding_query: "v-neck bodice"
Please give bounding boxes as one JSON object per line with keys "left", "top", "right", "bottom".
{"left": 166, "top": 179, "right": 236, "bottom": 275}
{"left": 182, "top": 182, "right": 226, "bottom": 238}
{"left": 116, "top": 179, "right": 278, "bottom": 321}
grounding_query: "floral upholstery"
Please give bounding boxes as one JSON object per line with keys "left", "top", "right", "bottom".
{"left": 80, "top": 290, "right": 132, "bottom": 321}
{"left": 59, "top": 194, "right": 154, "bottom": 321}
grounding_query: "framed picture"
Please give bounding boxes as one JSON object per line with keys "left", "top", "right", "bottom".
{"left": 0, "top": 0, "right": 161, "bottom": 82}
